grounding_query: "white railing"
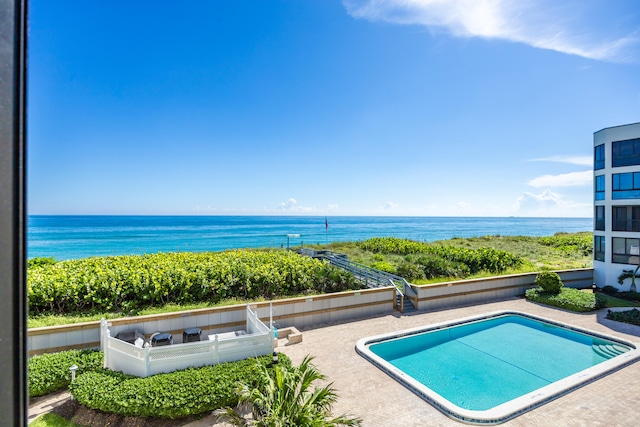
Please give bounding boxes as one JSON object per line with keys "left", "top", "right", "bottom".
{"left": 101, "top": 304, "right": 274, "bottom": 377}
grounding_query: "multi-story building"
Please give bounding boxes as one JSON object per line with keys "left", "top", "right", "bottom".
{"left": 593, "top": 122, "right": 640, "bottom": 290}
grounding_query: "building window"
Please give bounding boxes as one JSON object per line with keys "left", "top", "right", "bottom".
{"left": 612, "top": 138, "right": 640, "bottom": 167}
{"left": 612, "top": 206, "right": 640, "bottom": 231}
{"left": 612, "top": 237, "right": 640, "bottom": 264}
{"left": 594, "top": 236, "right": 605, "bottom": 262}
{"left": 595, "top": 206, "right": 605, "bottom": 231}
{"left": 595, "top": 144, "right": 605, "bottom": 170}
{"left": 612, "top": 172, "right": 640, "bottom": 199}
{"left": 595, "top": 175, "right": 605, "bottom": 200}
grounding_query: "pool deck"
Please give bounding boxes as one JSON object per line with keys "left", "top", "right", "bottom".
{"left": 28, "top": 297, "right": 640, "bottom": 426}
{"left": 274, "top": 298, "right": 640, "bottom": 427}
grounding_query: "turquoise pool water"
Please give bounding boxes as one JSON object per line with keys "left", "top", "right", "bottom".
{"left": 357, "top": 312, "right": 639, "bottom": 424}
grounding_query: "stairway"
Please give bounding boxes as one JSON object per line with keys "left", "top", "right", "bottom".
{"left": 592, "top": 343, "right": 629, "bottom": 359}
{"left": 396, "top": 294, "right": 417, "bottom": 314}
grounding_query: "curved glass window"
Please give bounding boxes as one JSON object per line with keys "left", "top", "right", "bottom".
{"left": 613, "top": 172, "right": 640, "bottom": 199}
{"left": 613, "top": 138, "right": 640, "bottom": 167}
{"left": 595, "top": 144, "right": 605, "bottom": 170}
{"left": 595, "top": 175, "right": 605, "bottom": 200}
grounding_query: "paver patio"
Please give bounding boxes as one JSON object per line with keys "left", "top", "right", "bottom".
{"left": 274, "top": 297, "right": 640, "bottom": 427}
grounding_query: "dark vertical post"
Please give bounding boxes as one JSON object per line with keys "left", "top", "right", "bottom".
{"left": 0, "top": 0, "right": 28, "bottom": 425}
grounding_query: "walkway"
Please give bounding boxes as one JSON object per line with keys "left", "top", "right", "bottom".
{"left": 276, "top": 298, "right": 640, "bottom": 427}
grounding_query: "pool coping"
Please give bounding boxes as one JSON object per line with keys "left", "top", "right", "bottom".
{"left": 355, "top": 310, "right": 640, "bottom": 425}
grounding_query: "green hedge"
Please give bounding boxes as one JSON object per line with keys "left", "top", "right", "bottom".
{"left": 28, "top": 349, "right": 103, "bottom": 397}
{"left": 535, "top": 271, "right": 563, "bottom": 294}
{"left": 69, "top": 354, "right": 291, "bottom": 419}
{"left": 28, "top": 250, "right": 359, "bottom": 315}
{"left": 525, "top": 287, "right": 606, "bottom": 312}
{"left": 606, "top": 308, "right": 640, "bottom": 326}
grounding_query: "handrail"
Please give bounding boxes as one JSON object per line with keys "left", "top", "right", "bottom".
{"left": 299, "top": 249, "right": 415, "bottom": 312}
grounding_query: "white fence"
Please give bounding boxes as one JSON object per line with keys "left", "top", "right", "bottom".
{"left": 101, "top": 305, "right": 274, "bottom": 377}
{"left": 29, "top": 288, "right": 393, "bottom": 356}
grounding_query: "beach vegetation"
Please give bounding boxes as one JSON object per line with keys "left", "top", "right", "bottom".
{"left": 28, "top": 256, "right": 57, "bottom": 268}
{"left": 27, "top": 250, "right": 360, "bottom": 317}
{"left": 353, "top": 237, "right": 523, "bottom": 281}
{"left": 217, "top": 355, "right": 361, "bottom": 426}
{"left": 320, "top": 232, "right": 592, "bottom": 283}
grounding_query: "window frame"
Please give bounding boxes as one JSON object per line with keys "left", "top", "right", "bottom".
{"left": 612, "top": 138, "right": 640, "bottom": 167}
{"left": 612, "top": 237, "right": 640, "bottom": 264}
{"left": 595, "top": 205, "right": 605, "bottom": 231}
{"left": 0, "top": 0, "right": 28, "bottom": 424}
{"left": 594, "top": 144, "right": 605, "bottom": 170}
{"left": 594, "top": 235, "right": 605, "bottom": 262}
{"left": 612, "top": 172, "right": 640, "bottom": 199}
{"left": 595, "top": 175, "right": 605, "bottom": 200}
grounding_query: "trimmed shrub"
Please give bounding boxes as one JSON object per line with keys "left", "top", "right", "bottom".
{"left": 28, "top": 349, "right": 103, "bottom": 397}
{"left": 69, "top": 354, "right": 291, "bottom": 419}
{"left": 525, "top": 287, "right": 606, "bottom": 312}
{"left": 606, "top": 308, "right": 640, "bottom": 326}
{"left": 534, "top": 271, "right": 563, "bottom": 294}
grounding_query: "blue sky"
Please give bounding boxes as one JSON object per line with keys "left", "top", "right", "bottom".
{"left": 28, "top": 0, "right": 640, "bottom": 217}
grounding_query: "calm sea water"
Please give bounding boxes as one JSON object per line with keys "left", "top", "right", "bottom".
{"left": 28, "top": 215, "right": 592, "bottom": 261}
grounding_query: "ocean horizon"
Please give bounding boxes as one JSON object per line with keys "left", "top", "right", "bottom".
{"left": 28, "top": 215, "right": 593, "bottom": 261}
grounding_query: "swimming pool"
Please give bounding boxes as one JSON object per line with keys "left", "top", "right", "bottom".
{"left": 356, "top": 311, "right": 640, "bottom": 424}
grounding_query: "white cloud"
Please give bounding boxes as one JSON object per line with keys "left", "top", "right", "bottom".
{"left": 383, "top": 201, "right": 399, "bottom": 211}
{"left": 529, "top": 156, "right": 592, "bottom": 166}
{"left": 277, "top": 198, "right": 315, "bottom": 212}
{"left": 527, "top": 170, "right": 592, "bottom": 188}
{"left": 342, "top": 0, "right": 639, "bottom": 62}
{"left": 512, "top": 189, "right": 590, "bottom": 217}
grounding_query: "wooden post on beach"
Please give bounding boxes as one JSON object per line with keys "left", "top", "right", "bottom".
{"left": 325, "top": 217, "right": 328, "bottom": 249}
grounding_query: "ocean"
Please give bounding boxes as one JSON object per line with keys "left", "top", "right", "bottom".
{"left": 27, "top": 215, "right": 593, "bottom": 261}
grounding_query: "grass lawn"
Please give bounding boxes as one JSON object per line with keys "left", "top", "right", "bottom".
{"left": 597, "top": 292, "right": 640, "bottom": 308}
{"left": 30, "top": 414, "right": 81, "bottom": 427}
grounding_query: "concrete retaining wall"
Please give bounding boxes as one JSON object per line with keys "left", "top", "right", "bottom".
{"left": 28, "top": 287, "right": 394, "bottom": 355}
{"left": 412, "top": 268, "right": 593, "bottom": 311}
{"left": 28, "top": 269, "right": 593, "bottom": 355}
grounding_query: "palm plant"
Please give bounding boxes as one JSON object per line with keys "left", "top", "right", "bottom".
{"left": 217, "top": 355, "right": 361, "bottom": 427}
{"left": 618, "top": 264, "right": 640, "bottom": 292}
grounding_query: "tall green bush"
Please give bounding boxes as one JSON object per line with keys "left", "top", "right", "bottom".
{"left": 534, "top": 271, "right": 563, "bottom": 294}
{"left": 28, "top": 250, "right": 360, "bottom": 315}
